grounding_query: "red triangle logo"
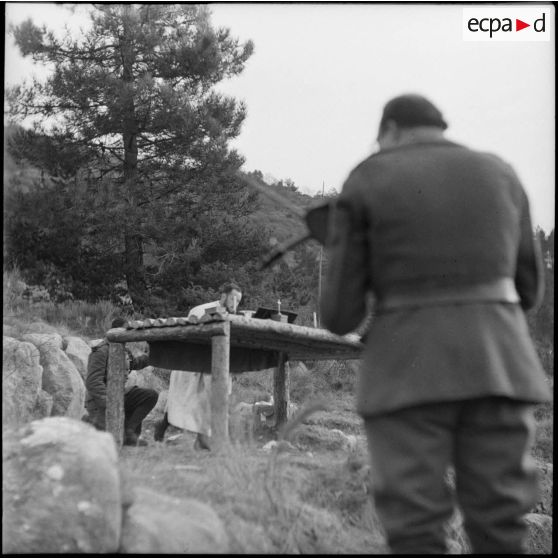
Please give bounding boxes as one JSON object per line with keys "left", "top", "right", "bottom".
{"left": 516, "top": 19, "right": 530, "bottom": 31}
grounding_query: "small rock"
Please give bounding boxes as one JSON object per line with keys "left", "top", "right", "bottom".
{"left": 330, "top": 429, "right": 358, "bottom": 451}
{"left": 120, "top": 486, "right": 229, "bottom": 553}
{"left": 525, "top": 513, "right": 552, "bottom": 554}
{"left": 261, "top": 440, "right": 277, "bottom": 452}
{"left": 46, "top": 464, "right": 64, "bottom": 480}
{"left": 77, "top": 501, "right": 93, "bottom": 513}
{"left": 533, "top": 461, "right": 553, "bottom": 516}
{"left": 261, "top": 440, "right": 296, "bottom": 453}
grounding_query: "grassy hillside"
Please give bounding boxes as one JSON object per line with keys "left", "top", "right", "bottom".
{"left": 248, "top": 179, "right": 316, "bottom": 243}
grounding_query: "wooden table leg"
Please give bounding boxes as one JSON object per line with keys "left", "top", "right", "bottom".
{"left": 273, "top": 352, "right": 290, "bottom": 430}
{"left": 106, "top": 342, "right": 126, "bottom": 448}
{"left": 210, "top": 322, "right": 231, "bottom": 451}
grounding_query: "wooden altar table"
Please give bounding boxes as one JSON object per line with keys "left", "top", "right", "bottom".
{"left": 105, "top": 314, "right": 364, "bottom": 450}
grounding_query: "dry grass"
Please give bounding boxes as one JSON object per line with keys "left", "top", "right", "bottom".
{"left": 120, "top": 421, "right": 387, "bottom": 554}
{"left": 120, "top": 376, "right": 553, "bottom": 554}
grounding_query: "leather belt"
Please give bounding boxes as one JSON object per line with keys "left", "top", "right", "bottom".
{"left": 377, "top": 277, "right": 519, "bottom": 312}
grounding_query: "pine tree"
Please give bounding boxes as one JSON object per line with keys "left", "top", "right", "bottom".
{"left": 7, "top": 4, "right": 254, "bottom": 308}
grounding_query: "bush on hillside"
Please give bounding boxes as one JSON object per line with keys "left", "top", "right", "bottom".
{"left": 3, "top": 268, "right": 28, "bottom": 312}
{"left": 310, "top": 360, "right": 358, "bottom": 393}
{"left": 3, "top": 268, "right": 127, "bottom": 338}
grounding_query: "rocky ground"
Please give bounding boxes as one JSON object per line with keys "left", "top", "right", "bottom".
{"left": 2, "top": 322, "right": 553, "bottom": 554}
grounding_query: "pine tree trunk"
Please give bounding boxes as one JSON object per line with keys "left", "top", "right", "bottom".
{"left": 121, "top": 7, "right": 148, "bottom": 310}
{"left": 124, "top": 232, "right": 147, "bottom": 308}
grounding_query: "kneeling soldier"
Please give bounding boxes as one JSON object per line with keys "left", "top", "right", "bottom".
{"left": 85, "top": 317, "right": 158, "bottom": 446}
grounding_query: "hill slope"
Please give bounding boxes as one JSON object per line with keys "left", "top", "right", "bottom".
{"left": 245, "top": 174, "right": 320, "bottom": 243}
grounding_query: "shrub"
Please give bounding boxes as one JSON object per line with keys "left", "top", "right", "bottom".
{"left": 533, "top": 417, "right": 553, "bottom": 463}
{"left": 40, "top": 299, "right": 140, "bottom": 338}
{"left": 3, "top": 267, "right": 29, "bottom": 313}
{"left": 22, "top": 285, "right": 51, "bottom": 303}
{"left": 309, "top": 360, "right": 358, "bottom": 393}
{"left": 232, "top": 370, "right": 274, "bottom": 406}
{"left": 3, "top": 269, "right": 131, "bottom": 339}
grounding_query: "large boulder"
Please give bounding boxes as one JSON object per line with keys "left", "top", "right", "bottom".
{"left": 63, "top": 336, "right": 91, "bottom": 382}
{"left": 21, "top": 332, "right": 64, "bottom": 350}
{"left": 2, "top": 417, "right": 121, "bottom": 553}
{"left": 22, "top": 333, "right": 85, "bottom": 419}
{"left": 120, "top": 486, "right": 229, "bottom": 553}
{"left": 126, "top": 365, "right": 168, "bottom": 393}
{"left": 2, "top": 336, "right": 44, "bottom": 426}
{"left": 33, "top": 389, "right": 54, "bottom": 420}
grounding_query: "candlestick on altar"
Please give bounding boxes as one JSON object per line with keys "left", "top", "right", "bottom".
{"left": 277, "top": 299, "right": 281, "bottom": 315}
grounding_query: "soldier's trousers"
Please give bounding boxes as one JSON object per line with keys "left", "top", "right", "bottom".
{"left": 124, "top": 386, "right": 158, "bottom": 435}
{"left": 364, "top": 397, "right": 539, "bottom": 554}
{"left": 85, "top": 386, "right": 158, "bottom": 436}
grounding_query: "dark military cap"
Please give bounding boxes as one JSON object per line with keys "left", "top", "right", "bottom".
{"left": 380, "top": 94, "right": 448, "bottom": 130}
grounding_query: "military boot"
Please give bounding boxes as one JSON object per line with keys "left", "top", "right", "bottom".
{"left": 153, "top": 412, "right": 170, "bottom": 442}
{"left": 124, "top": 429, "right": 148, "bottom": 447}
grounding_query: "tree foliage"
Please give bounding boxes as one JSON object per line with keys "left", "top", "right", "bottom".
{"left": 5, "top": 121, "right": 325, "bottom": 320}
{"left": 7, "top": 4, "right": 255, "bottom": 308}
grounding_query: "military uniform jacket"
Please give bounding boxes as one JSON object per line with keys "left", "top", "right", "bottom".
{"left": 321, "top": 139, "right": 551, "bottom": 417}
{"left": 85, "top": 340, "right": 149, "bottom": 408}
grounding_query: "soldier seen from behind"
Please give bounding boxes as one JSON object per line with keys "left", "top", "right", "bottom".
{"left": 321, "top": 93, "right": 551, "bottom": 554}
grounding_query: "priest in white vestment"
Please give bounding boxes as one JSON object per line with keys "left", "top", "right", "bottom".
{"left": 154, "top": 282, "right": 242, "bottom": 449}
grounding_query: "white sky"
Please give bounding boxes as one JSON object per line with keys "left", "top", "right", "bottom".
{"left": 4, "top": 2, "right": 556, "bottom": 232}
